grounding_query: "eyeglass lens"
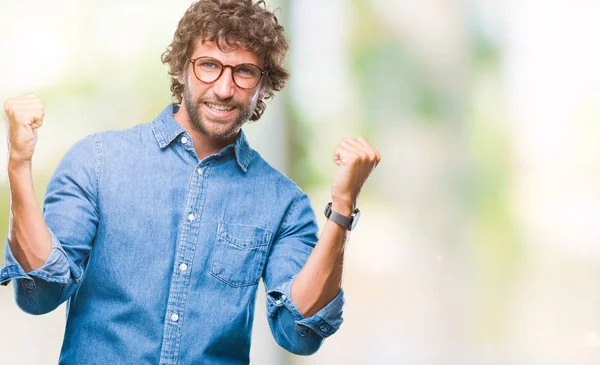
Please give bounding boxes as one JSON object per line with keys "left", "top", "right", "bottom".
{"left": 193, "top": 57, "right": 262, "bottom": 89}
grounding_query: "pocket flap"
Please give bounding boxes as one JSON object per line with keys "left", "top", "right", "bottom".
{"left": 217, "top": 221, "right": 272, "bottom": 248}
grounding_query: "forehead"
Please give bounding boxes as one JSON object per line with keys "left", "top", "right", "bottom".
{"left": 191, "top": 38, "right": 260, "bottom": 66}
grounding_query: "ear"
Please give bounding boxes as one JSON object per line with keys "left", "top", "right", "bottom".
{"left": 177, "top": 74, "right": 185, "bottom": 85}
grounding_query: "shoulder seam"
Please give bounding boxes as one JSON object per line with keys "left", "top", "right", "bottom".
{"left": 89, "top": 133, "right": 103, "bottom": 215}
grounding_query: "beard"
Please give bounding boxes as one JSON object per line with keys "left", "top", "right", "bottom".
{"left": 182, "top": 83, "right": 257, "bottom": 140}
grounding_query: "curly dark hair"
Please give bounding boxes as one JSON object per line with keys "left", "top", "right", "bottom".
{"left": 161, "top": 0, "right": 290, "bottom": 121}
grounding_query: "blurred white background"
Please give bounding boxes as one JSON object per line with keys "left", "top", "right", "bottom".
{"left": 1, "top": 0, "right": 600, "bottom": 364}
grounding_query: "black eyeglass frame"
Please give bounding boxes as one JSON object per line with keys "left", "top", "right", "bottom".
{"left": 189, "top": 56, "right": 268, "bottom": 90}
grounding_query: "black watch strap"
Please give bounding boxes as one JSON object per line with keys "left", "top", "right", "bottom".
{"left": 324, "top": 202, "right": 360, "bottom": 231}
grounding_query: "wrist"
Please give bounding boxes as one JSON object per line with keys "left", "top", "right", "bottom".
{"left": 9, "top": 150, "right": 33, "bottom": 163}
{"left": 8, "top": 157, "right": 32, "bottom": 175}
{"left": 324, "top": 201, "right": 361, "bottom": 231}
{"left": 331, "top": 200, "right": 355, "bottom": 216}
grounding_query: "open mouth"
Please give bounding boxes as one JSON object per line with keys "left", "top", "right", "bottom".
{"left": 204, "top": 102, "right": 235, "bottom": 112}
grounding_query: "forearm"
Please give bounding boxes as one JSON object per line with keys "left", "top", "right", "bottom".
{"left": 290, "top": 202, "right": 351, "bottom": 318}
{"left": 7, "top": 159, "right": 52, "bottom": 272}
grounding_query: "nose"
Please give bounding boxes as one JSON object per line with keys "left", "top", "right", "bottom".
{"left": 212, "top": 67, "right": 236, "bottom": 100}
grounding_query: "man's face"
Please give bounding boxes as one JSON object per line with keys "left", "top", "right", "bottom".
{"left": 180, "top": 39, "right": 262, "bottom": 140}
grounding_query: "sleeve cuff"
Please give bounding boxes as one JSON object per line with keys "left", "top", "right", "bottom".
{"left": 1, "top": 230, "right": 82, "bottom": 288}
{"left": 266, "top": 277, "right": 345, "bottom": 338}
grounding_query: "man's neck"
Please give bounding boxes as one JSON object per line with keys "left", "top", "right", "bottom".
{"left": 173, "top": 105, "right": 238, "bottom": 161}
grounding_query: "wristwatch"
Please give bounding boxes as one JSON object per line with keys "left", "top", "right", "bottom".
{"left": 324, "top": 202, "right": 361, "bottom": 231}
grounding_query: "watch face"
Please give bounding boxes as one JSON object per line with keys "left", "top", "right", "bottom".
{"left": 350, "top": 210, "right": 361, "bottom": 230}
{"left": 324, "top": 203, "right": 332, "bottom": 218}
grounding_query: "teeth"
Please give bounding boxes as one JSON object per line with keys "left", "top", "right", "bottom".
{"left": 206, "top": 103, "right": 234, "bottom": 112}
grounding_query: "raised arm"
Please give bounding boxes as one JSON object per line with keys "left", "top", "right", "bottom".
{"left": 1, "top": 95, "right": 100, "bottom": 315}
{"left": 291, "top": 136, "right": 381, "bottom": 317}
{"left": 263, "top": 137, "right": 380, "bottom": 355}
{"left": 4, "top": 94, "right": 52, "bottom": 272}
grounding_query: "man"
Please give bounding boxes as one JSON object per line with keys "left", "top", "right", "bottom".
{"left": 1, "top": 0, "right": 380, "bottom": 363}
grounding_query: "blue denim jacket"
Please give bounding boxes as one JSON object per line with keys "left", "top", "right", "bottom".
{"left": 0, "top": 104, "right": 344, "bottom": 364}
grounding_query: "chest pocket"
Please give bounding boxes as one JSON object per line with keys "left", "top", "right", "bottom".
{"left": 210, "top": 221, "right": 272, "bottom": 287}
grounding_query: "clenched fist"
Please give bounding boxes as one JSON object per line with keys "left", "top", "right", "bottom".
{"left": 331, "top": 137, "right": 381, "bottom": 213}
{"left": 4, "top": 94, "right": 45, "bottom": 162}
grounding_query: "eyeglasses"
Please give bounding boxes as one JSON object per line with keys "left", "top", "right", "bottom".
{"left": 189, "top": 56, "right": 268, "bottom": 90}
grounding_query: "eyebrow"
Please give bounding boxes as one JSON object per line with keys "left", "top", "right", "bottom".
{"left": 193, "top": 56, "right": 262, "bottom": 68}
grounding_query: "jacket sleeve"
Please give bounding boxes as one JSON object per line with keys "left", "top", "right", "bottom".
{"left": 262, "top": 191, "right": 345, "bottom": 356}
{"left": 1, "top": 135, "right": 100, "bottom": 315}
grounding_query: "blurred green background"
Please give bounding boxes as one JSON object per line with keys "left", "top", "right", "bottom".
{"left": 2, "top": 0, "right": 600, "bottom": 364}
